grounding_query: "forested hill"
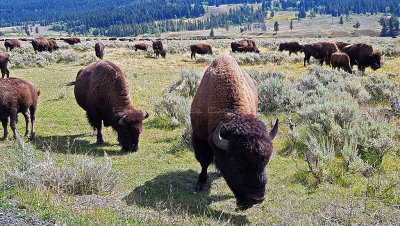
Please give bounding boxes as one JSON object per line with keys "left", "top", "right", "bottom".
{"left": 0, "top": 0, "right": 399, "bottom": 37}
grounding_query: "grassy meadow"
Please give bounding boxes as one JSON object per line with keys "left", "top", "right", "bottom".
{"left": 0, "top": 37, "right": 399, "bottom": 225}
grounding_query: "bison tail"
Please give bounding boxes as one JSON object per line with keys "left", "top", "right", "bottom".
{"left": 37, "top": 90, "right": 41, "bottom": 96}
{"left": 64, "top": 81, "right": 76, "bottom": 86}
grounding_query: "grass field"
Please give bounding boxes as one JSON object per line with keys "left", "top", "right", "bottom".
{"left": 0, "top": 37, "right": 399, "bottom": 225}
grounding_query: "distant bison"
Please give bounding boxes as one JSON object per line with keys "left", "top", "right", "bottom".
{"left": 48, "top": 39, "right": 59, "bottom": 52}
{"left": 70, "top": 60, "right": 149, "bottom": 151}
{"left": 278, "top": 41, "right": 303, "bottom": 55}
{"left": 190, "top": 54, "right": 278, "bottom": 210}
{"left": 160, "top": 49, "right": 166, "bottom": 58}
{"left": 190, "top": 43, "right": 213, "bottom": 59}
{"left": 0, "top": 52, "right": 10, "bottom": 78}
{"left": 341, "top": 43, "right": 382, "bottom": 72}
{"left": 0, "top": 78, "right": 40, "bottom": 141}
{"left": 63, "top": 38, "right": 81, "bottom": 45}
{"left": 334, "top": 41, "right": 350, "bottom": 51}
{"left": 231, "top": 40, "right": 260, "bottom": 53}
{"left": 95, "top": 42, "right": 105, "bottom": 59}
{"left": 331, "top": 52, "right": 352, "bottom": 73}
{"left": 134, "top": 43, "right": 148, "bottom": 52}
{"left": 32, "top": 37, "right": 58, "bottom": 53}
{"left": 4, "top": 39, "right": 21, "bottom": 51}
{"left": 109, "top": 38, "right": 117, "bottom": 41}
{"left": 303, "top": 42, "right": 339, "bottom": 66}
{"left": 153, "top": 40, "right": 164, "bottom": 58}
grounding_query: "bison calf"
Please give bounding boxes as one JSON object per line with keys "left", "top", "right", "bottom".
{"left": 0, "top": 52, "right": 11, "bottom": 78}
{"left": 0, "top": 78, "right": 39, "bottom": 140}
{"left": 95, "top": 42, "right": 105, "bottom": 59}
{"left": 331, "top": 52, "right": 352, "bottom": 73}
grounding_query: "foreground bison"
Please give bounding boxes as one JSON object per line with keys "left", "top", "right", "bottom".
{"left": 303, "top": 42, "right": 339, "bottom": 66}
{"left": 231, "top": 40, "right": 260, "bottom": 53}
{"left": 341, "top": 43, "right": 382, "bottom": 73}
{"left": 190, "top": 54, "right": 278, "bottom": 210}
{"left": 153, "top": 40, "right": 164, "bottom": 58}
{"left": 4, "top": 39, "right": 21, "bottom": 51}
{"left": 0, "top": 78, "right": 39, "bottom": 140}
{"left": 63, "top": 38, "right": 81, "bottom": 45}
{"left": 95, "top": 42, "right": 105, "bottom": 59}
{"left": 69, "top": 60, "right": 149, "bottom": 151}
{"left": 331, "top": 52, "right": 352, "bottom": 73}
{"left": 278, "top": 41, "right": 303, "bottom": 55}
{"left": 190, "top": 43, "right": 213, "bottom": 59}
{"left": 134, "top": 43, "right": 148, "bottom": 52}
{"left": 0, "top": 52, "right": 10, "bottom": 78}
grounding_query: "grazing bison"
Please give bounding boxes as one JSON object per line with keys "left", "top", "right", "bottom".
{"left": 190, "top": 43, "right": 213, "bottom": 59}
{"left": 331, "top": 52, "right": 352, "bottom": 73}
{"left": 0, "top": 52, "right": 10, "bottom": 78}
{"left": 69, "top": 60, "right": 149, "bottom": 151}
{"left": 134, "top": 43, "right": 148, "bottom": 52}
{"left": 341, "top": 43, "right": 382, "bottom": 73}
{"left": 334, "top": 41, "right": 350, "bottom": 51}
{"left": 278, "top": 41, "right": 303, "bottom": 55}
{"left": 303, "top": 42, "right": 339, "bottom": 66}
{"left": 95, "top": 42, "right": 105, "bottom": 59}
{"left": 231, "top": 40, "right": 260, "bottom": 53}
{"left": 153, "top": 40, "right": 164, "bottom": 58}
{"left": 0, "top": 78, "right": 40, "bottom": 141}
{"left": 4, "top": 39, "right": 21, "bottom": 51}
{"left": 160, "top": 50, "right": 166, "bottom": 58}
{"left": 63, "top": 38, "right": 81, "bottom": 45}
{"left": 32, "top": 37, "right": 57, "bottom": 53}
{"left": 48, "top": 39, "right": 59, "bottom": 52}
{"left": 190, "top": 54, "right": 279, "bottom": 210}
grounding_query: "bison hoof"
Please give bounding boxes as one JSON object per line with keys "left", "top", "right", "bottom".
{"left": 195, "top": 183, "right": 208, "bottom": 192}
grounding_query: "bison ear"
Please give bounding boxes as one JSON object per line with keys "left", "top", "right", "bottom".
{"left": 118, "top": 115, "right": 127, "bottom": 126}
{"left": 269, "top": 118, "right": 279, "bottom": 140}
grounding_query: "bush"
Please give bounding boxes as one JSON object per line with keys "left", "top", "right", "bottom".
{"left": 247, "top": 68, "right": 286, "bottom": 83}
{"left": 365, "top": 73, "right": 398, "bottom": 102}
{"left": 154, "top": 92, "right": 192, "bottom": 127}
{"left": 169, "top": 70, "right": 203, "bottom": 97}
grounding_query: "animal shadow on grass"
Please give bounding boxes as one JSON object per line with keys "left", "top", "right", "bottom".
{"left": 32, "top": 134, "right": 126, "bottom": 156}
{"left": 123, "top": 170, "right": 249, "bottom": 225}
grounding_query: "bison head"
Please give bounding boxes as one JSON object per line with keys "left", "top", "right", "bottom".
{"left": 210, "top": 115, "right": 278, "bottom": 210}
{"left": 115, "top": 110, "right": 149, "bottom": 152}
{"left": 278, "top": 43, "right": 285, "bottom": 52}
{"left": 370, "top": 51, "right": 382, "bottom": 71}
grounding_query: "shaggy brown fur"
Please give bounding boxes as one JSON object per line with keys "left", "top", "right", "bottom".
{"left": 331, "top": 52, "right": 352, "bottom": 73}
{"left": 334, "top": 41, "right": 350, "bottom": 51}
{"left": 160, "top": 50, "right": 166, "bottom": 58}
{"left": 95, "top": 42, "right": 105, "bottom": 59}
{"left": 134, "top": 43, "right": 148, "bottom": 51}
{"left": 4, "top": 39, "right": 21, "bottom": 51}
{"left": 152, "top": 40, "right": 164, "bottom": 58}
{"left": 341, "top": 43, "right": 382, "bottom": 72}
{"left": 0, "top": 52, "right": 10, "bottom": 78}
{"left": 31, "top": 37, "right": 57, "bottom": 53}
{"left": 72, "top": 60, "right": 148, "bottom": 151}
{"left": 190, "top": 43, "right": 213, "bottom": 59}
{"left": 63, "top": 38, "right": 81, "bottom": 45}
{"left": 303, "top": 42, "right": 339, "bottom": 66}
{"left": 48, "top": 39, "right": 59, "bottom": 52}
{"left": 231, "top": 40, "right": 260, "bottom": 53}
{"left": 0, "top": 78, "right": 39, "bottom": 140}
{"left": 278, "top": 41, "right": 303, "bottom": 55}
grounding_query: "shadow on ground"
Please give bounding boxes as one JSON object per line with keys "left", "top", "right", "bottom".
{"left": 123, "top": 170, "right": 249, "bottom": 225}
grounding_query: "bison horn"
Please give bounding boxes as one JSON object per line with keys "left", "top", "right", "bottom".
{"left": 118, "top": 115, "right": 127, "bottom": 126}
{"left": 269, "top": 118, "right": 279, "bottom": 140}
{"left": 213, "top": 123, "right": 230, "bottom": 151}
{"left": 144, "top": 111, "right": 149, "bottom": 119}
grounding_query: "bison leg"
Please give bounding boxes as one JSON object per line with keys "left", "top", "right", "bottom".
{"left": 9, "top": 109, "right": 18, "bottom": 139}
{"left": 22, "top": 111, "right": 30, "bottom": 137}
{"left": 192, "top": 135, "right": 214, "bottom": 192}
{"left": 191, "top": 52, "right": 196, "bottom": 60}
{"left": 2, "top": 118, "right": 9, "bottom": 140}
{"left": 304, "top": 56, "right": 310, "bottom": 67}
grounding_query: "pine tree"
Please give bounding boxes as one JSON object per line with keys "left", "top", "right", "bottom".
{"left": 209, "top": 28, "right": 214, "bottom": 38}
{"left": 290, "top": 19, "right": 293, "bottom": 31}
{"left": 339, "top": 16, "right": 344, "bottom": 24}
{"left": 270, "top": 11, "right": 274, "bottom": 18}
{"left": 379, "top": 17, "right": 388, "bottom": 37}
{"left": 35, "top": 26, "right": 39, "bottom": 33}
{"left": 274, "top": 21, "right": 279, "bottom": 34}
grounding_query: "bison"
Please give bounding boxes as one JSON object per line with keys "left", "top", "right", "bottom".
{"left": 4, "top": 39, "right": 21, "bottom": 51}
{"left": 63, "top": 38, "right": 81, "bottom": 45}
{"left": 278, "top": 41, "right": 303, "bottom": 55}
{"left": 95, "top": 42, "right": 105, "bottom": 59}
{"left": 160, "top": 50, "right": 166, "bottom": 58}
{"left": 69, "top": 60, "right": 149, "bottom": 151}
{"left": 303, "top": 42, "right": 339, "bottom": 67}
{"left": 0, "top": 78, "right": 40, "bottom": 141}
{"left": 334, "top": 41, "right": 350, "bottom": 51}
{"left": 190, "top": 43, "right": 213, "bottom": 59}
{"left": 341, "top": 43, "right": 382, "bottom": 73}
{"left": 152, "top": 40, "right": 164, "bottom": 58}
{"left": 231, "top": 40, "right": 260, "bottom": 53}
{"left": 32, "top": 37, "right": 58, "bottom": 53}
{"left": 190, "top": 54, "right": 279, "bottom": 210}
{"left": 0, "top": 52, "right": 10, "bottom": 78}
{"left": 134, "top": 43, "right": 148, "bottom": 52}
{"left": 48, "top": 39, "right": 59, "bottom": 52}
{"left": 331, "top": 52, "right": 352, "bottom": 74}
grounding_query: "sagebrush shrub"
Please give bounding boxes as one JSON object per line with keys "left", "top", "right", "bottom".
{"left": 365, "top": 73, "right": 398, "bottom": 102}
{"left": 169, "top": 70, "right": 203, "bottom": 97}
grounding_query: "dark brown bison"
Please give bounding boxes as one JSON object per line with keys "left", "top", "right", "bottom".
{"left": 32, "top": 37, "right": 58, "bottom": 53}
{"left": 190, "top": 43, "right": 213, "bottom": 59}
{"left": 341, "top": 43, "right": 382, "bottom": 72}
{"left": 86, "top": 38, "right": 92, "bottom": 41}
{"left": 331, "top": 52, "right": 352, "bottom": 73}
{"left": 190, "top": 54, "right": 279, "bottom": 210}
{"left": 134, "top": 43, "right": 148, "bottom": 52}
{"left": 95, "top": 42, "right": 105, "bottom": 59}
{"left": 119, "top": 38, "right": 128, "bottom": 41}
{"left": 63, "top": 38, "right": 81, "bottom": 45}
{"left": 160, "top": 50, "right": 166, "bottom": 58}
{"left": 303, "top": 42, "right": 339, "bottom": 66}
{"left": 0, "top": 78, "right": 40, "bottom": 141}
{"left": 69, "top": 60, "right": 149, "bottom": 151}
{"left": 48, "top": 39, "right": 59, "bottom": 52}
{"left": 153, "top": 40, "right": 164, "bottom": 58}
{"left": 4, "top": 39, "right": 21, "bottom": 51}
{"left": 278, "top": 41, "right": 303, "bottom": 55}
{"left": 0, "top": 52, "right": 10, "bottom": 78}
{"left": 109, "top": 37, "right": 117, "bottom": 41}
{"left": 334, "top": 42, "right": 350, "bottom": 51}
{"left": 231, "top": 40, "right": 260, "bottom": 53}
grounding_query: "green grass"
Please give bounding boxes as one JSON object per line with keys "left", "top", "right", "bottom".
{"left": 0, "top": 43, "right": 399, "bottom": 225}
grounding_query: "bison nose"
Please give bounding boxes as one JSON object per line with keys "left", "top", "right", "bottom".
{"left": 247, "top": 193, "right": 266, "bottom": 204}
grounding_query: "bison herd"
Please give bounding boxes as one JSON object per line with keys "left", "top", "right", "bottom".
{"left": 0, "top": 35, "right": 385, "bottom": 210}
